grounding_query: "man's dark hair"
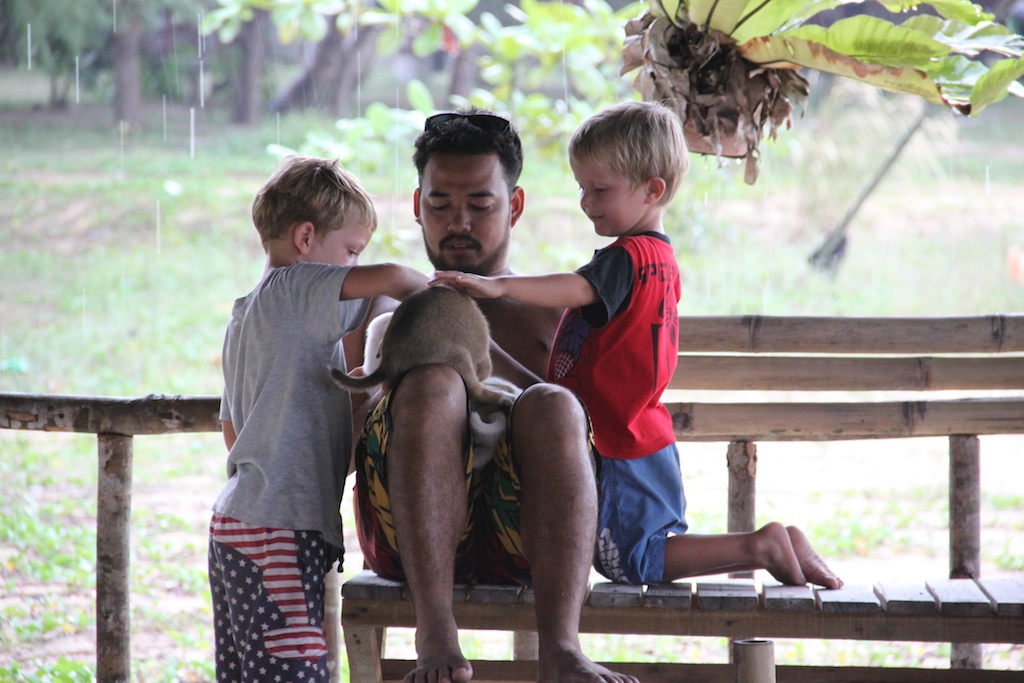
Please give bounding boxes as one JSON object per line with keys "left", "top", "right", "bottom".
{"left": 413, "top": 108, "right": 524, "bottom": 191}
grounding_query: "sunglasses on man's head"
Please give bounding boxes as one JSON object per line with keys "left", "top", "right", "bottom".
{"left": 424, "top": 112, "right": 511, "bottom": 134}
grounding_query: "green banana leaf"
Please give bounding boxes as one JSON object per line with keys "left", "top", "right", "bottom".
{"left": 629, "top": 0, "right": 1023, "bottom": 180}
{"left": 737, "top": 13, "right": 1023, "bottom": 113}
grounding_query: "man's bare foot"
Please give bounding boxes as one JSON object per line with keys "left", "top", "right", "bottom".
{"left": 538, "top": 647, "right": 639, "bottom": 683}
{"left": 406, "top": 631, "right": 473, "bottom": 683}
{"left": 403, "top": 655, "right": 473, "bottom": 683}
{"left": 787, "top": 525, "right": 843, "bottom": 589}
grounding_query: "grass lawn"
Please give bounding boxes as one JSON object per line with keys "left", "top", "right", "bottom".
{"left": 1, "top": 71, "right": 1022, "bottom": 680}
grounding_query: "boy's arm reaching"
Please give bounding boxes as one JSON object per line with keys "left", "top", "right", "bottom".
{"left": 431, "top": 271, "right": 598, "bottom": 309}
{"left": 340, "top": 263, "right": 429, "bottom": 302}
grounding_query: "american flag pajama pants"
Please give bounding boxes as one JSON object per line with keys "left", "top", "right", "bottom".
{"left": 208, "top": 514, "right": 332, "bottom": 683}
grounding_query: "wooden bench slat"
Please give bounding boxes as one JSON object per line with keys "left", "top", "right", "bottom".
{"left": 694, "top": 580, "right": 759, "bottom": 611}
{"left": 815, "top": 585, "right": 882, "bottom": 613}
{"left": 763, "top": 583, "right": 817, "bottom": 612}
{"left": 678, "top": 314, "right": 1024, "bottom": 354}
{"left": 669, "top": 398, "right": 1024, "bottom": 441}
{"left": 469, "top": 583, "right": 524, "bottom": 604}
{"left": 643, "top": 582, "right": 692, "bottom": 610}
{"left": 589, "top": 582, "right": 643, "bottom": 608}
{"left": 341, "top": 570, "right": 406, "bottom": 601}
{"left": 672, "top": 355, "right": 1024, "bottom": 392}
{"left": 341, "top": 593, "right": 1024, "bottom": 643}
{"left": 977, "top": 578, "right": 1024, "bottom": 617}
{"left": 874, "top": 581, "right": 939, "bottom": 615}
{"left": 926, "top": 579, "right": 994, "bottom": 616}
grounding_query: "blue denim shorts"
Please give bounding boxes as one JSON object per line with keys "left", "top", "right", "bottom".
{"left": 594, "top": 442, "right": 688, "bottom": 584}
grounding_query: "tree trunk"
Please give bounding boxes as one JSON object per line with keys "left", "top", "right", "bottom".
{"left": 112, "top": 8, "right": 144, "bottom": 129}
{"left": 448, "top": 46, "right": 479, "bottom": 102}
{"left": 332, "top": 25, "right": 384, "bottom": 118}
{"left": 271, "top": 17, "right": 381, "bottom": 118}
{"left": 232, "top": 9, "right": 267, "bottom": 124}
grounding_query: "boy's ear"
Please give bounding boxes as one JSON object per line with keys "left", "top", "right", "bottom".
{"left": 645, "top": 177, "right": 667, "bottom": 204}
{"left": 292, "top": 221, "right": 316, "bottom": 254}
{"left": 413, "top": 188, "right": 422, "bottom": 224}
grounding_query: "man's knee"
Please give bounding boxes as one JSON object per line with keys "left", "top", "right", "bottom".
{"left": 388, "top": 365, "right": 470, "bottom": 460}
{"left": 392, "top": 364, "right": 467, "bottom": 414}
{"left": 512, "top": 383, "right": 591, "bottom": 475}
{"left": 514, "top": 382, "right": 585, "bottom": 427}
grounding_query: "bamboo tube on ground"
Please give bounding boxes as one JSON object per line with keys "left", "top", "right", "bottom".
{"left": 734, "top": 639, "right": 776, "bottom": 683}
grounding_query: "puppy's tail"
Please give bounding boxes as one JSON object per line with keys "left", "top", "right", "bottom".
{"left": 330, "top": 366, "right": 386, "bottom": 391}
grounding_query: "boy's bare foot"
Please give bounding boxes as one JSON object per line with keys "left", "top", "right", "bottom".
{"left": 758, "top": 521, "right": 807, "bottom": 586}
{"left": 787, "top": 525, "right": 843, "bottom": 589}
{"left": 539, "top": 648, "right": 639, "bottom": 683}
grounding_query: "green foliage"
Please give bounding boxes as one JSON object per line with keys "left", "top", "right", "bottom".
{"left": 0, "top": 492, "right": 97, "bottom": 586}
{"left": 202, "top": 0, "right": 644, "bottom": 168}
{"left": 363, "top": 0, "right": 480, "bottom": 56}
{"left": 990, "top": 542, "right": 1024, "bottom": 571}
{"left": 0, "top": 658, "right": 94, "bottom": 683}
{"left": 205, "top": 0, "right": 352, "bottom": 44}
{"left": 286, "top": 95, "right": 426, "bottom": 181}
{"left": 473, "top": 0, "right": 642, "bottom": 116}
{"left": 5, "top": 0, "right": 111, "bottom": 106}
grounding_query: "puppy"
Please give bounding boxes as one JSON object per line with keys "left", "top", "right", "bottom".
{"left": 331, "top": 286, "right": 517, "bottom": 407}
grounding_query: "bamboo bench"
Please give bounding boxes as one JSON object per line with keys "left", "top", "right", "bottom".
{"left": 340, "top": 314, "right": 1024, "bottom": 683}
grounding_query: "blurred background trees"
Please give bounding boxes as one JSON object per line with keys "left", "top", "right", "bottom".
{"left": 1, "top": 0, "right": 1020, "bottom": 176}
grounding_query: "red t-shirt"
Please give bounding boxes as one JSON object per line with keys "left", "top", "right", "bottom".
{"left": 547, "top": 233, "right": 680, "bottom": 459}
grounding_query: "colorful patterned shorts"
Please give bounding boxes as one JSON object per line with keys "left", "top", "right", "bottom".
{"left": 354, "top": 387, "right": 532, "bottom": 585}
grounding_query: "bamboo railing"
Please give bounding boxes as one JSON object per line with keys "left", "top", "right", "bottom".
{"left": 1, "top": 314, "right": 1022, "bottom": 681}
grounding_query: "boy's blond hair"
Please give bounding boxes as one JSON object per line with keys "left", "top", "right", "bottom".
{"left": 569, "top": 101, "right": 689, "bottom": 206}
{"left": 251, "top": 155, "right": 377, "bottom": 245}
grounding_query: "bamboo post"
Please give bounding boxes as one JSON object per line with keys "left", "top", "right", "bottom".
{"left": 949, "top": 434, "right": 982, "bottom": 669}
{"left": 325, "top": 565, "right": 341, "bottom": 683}
{"left": 96, "top": 434, "right": 133, "bottom": 683}
{"left": 733, "top": 639, "right": 776, "bottom": 683}
{"left": 727, "top": 442, "right": 757, "bottom": 580}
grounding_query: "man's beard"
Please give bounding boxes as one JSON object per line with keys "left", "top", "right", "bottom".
{"left": 425, "top": 231, "right": 511, "bottom": 276}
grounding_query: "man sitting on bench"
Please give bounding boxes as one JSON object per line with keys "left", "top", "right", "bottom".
{"left": 347, "top": 110, "right": 637, "bottom": 683}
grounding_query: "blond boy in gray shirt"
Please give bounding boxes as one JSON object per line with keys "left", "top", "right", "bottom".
{"left": 211, "top": 156, "right": 427, "bottom": 682}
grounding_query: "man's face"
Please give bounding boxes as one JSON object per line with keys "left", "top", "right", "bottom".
{"left": 415, "top": 153, "right": 524, "bottom": 276}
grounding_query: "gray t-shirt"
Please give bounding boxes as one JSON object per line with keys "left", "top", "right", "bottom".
{"left": 215, "top": 262, "right": 370, "bottom": 551}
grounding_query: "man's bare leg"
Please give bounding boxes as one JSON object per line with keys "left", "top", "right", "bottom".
{"left": 388, "top": 365, "right": 473, "bottom": 683}
{"left": 512, "top": 385, "right": 639, "bottom": 683}
{"left": 662, "top": 522, "right": 842, "bottom": 589}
